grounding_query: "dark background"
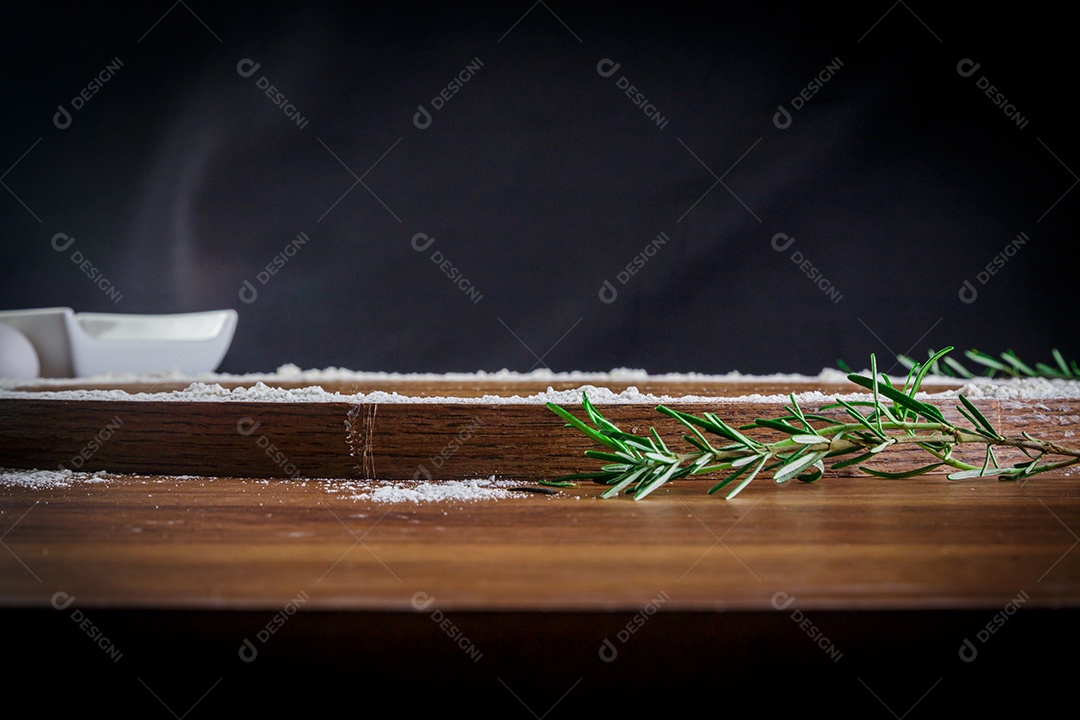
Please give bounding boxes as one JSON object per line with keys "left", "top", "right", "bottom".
{"left": 2, "top": 2, "right": 1076, "bottom": 376}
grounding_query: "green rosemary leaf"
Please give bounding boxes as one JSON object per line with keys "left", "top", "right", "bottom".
{"left": 774, "top": 450, "right": 827, "bottom": 484}
{"left": 945, "top": 467, "right": 1019, "bottom": 480}
{"left": 954, "top": 408, "right": 1000, "bottom": 441}
{"left": 999, "top": 350, "right": 1036, "bottom": 377}
{"left": 785, "top": 394, "right": 815, "bottom": 433}
{"left": 681, "top": 433, "right": 712, "bottom": 454}
{"left": 708, "top": 463, "right": 750, "bottom": 495}
{"left": 797, "top": 462, "right": 824, "bottom": 483}
{"left": 1053, "top": 348, "right": 1073, "bottom": 378}
{"left": 1035, "top": 362, "right": 1069, "bottom": 379}
{"left": 965, "top": 349, "right": 1013, "bottom": 377}
{"left": 869, "top": 354, "right": 884, "bottom": 432}
{"left": 957, "top": 394, "right": 1000, "bottom": 439}
{"left": 869, "top": 439, "right": 893, "bottom": 454}
{"left": 583, "top": 450, "right": 627, "bottom": 463}
{"left": 634, "top": 461, "right": 683, "bottom": 501}
{"left": 538, "top": 479, "right": 578, "bottom": 487}
{"left": 801, "top": 414, "right": 845, "bottom": 425}
{"left": 658, "top": 405, "right": 721, "bottom": 437}
{"left": 602, "top": 430, "right": 654, "bottom": 451}
{"left": 730, "top": 453, "right": 761, "bottom": 467}
{"left": 901, "top": 358, "right": 919, "bottom": 396}
{"left": 832, "top": 451, "right": 877, "bottom": 469}
{"left": 650, "top": 427, "right": 670, "bottom": 455}
{"left": 943, "top": 355, "right": 976, "bottom": 378}
{"left": 658, "top": 406, "right": 716, "bottom": 451}
{"left": 846, "top": 374, "right": 946, "bottom": 423}
{"left": 911, "top": 346, "right": 954, "bottom": 397}
{"left": 751, "top": 418, "right": 803, "bottom": 434}
{"left": 725, "top": 455, "right": 769, "bottom": 499}
{"left": 937, "top": 360, "right": 957, "bottom": 377}
{"left": 860, "top": 463, "right": 944, "bottom": 479}
{"left": 582, "top": 394, "right": 624, "bottom": 434}
{"left": 546, "top": 402, "right": 622, "bottom": 450}
{"left": 601, "top": 466, "right": 649, "bottom": 499}
{"left": 704, "top": 412, "right": 759, "bottom": 448}
{"left": 832, "top": 398, "right": 889, "bottom": 440}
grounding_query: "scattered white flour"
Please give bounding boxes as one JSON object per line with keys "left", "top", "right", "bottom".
{"left": 2, "top": 365, "right": 1077, "bottom": 403}
{"left": 324, "top": 476, "right": 532, "bottom": 503}
{"left": 0, "top": 468, "right": 540, "bottom": 504}
{"left": 0, "top": 467, "right": 112, "bottom": 489}
{"left": 0, "top": 364, "right": 858, "bottom": 388}
{"left": 0, "top": 380, "right": 873, "bottom": 405}
{"left": 952, "top": 376, "right": 1080, "bottom": 399}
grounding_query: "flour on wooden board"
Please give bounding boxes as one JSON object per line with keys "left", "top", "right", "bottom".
{"left": 4, "top": 365, "right": 1078, "bottom": 403}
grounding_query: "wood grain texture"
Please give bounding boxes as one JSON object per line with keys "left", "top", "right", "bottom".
{"left": 2, "top": 379, "right": 1078, "bottom": 481}
{"left": 1, "top": 471, "right": 1078, "bottom": 612}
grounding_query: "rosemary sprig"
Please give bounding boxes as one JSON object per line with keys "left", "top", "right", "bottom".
{"left": 547, "top": 347, "right": 1080, "bottom": 500}
{"left": 890, "top": 347, "right": 1079, "bottom": 380}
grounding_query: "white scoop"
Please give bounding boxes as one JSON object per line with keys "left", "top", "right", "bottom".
{"left": 0, "top": 307, "right": 237, "bottom": 378}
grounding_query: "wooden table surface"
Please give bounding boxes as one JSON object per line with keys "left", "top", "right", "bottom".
{"left": 3, "top": 469, "right": 1079, "bottom": 715}
{"left": 2, "top": 378, "right": 1078, "bottom": 713}
{"left": 3, "top": 471, "right": 1079, "bottom": 612}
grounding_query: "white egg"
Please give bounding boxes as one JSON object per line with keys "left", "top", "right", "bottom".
{"left": 0, "top": 323, "right": 40, "bottom": 379}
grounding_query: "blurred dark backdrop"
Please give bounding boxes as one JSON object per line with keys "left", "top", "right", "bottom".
{"left": 2, "top": 2, "right": 1076, "bottom": 375}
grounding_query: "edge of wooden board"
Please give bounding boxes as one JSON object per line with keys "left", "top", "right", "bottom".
{"left": 1, "top": 394, "right": 1078, "bottom": 482}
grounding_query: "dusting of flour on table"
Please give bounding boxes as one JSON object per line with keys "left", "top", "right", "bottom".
{"left": 324, "top": 476, "right": 531, "bottom": 503}
{"left": 0, "top": 469, "right": 537, "bottom": 504}
{"left": 0, "top": 467, "right": 112, "bottom": 489}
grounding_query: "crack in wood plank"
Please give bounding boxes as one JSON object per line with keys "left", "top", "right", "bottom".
{"left": 347, "top": 403, "right": 378, "bottom": 478}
